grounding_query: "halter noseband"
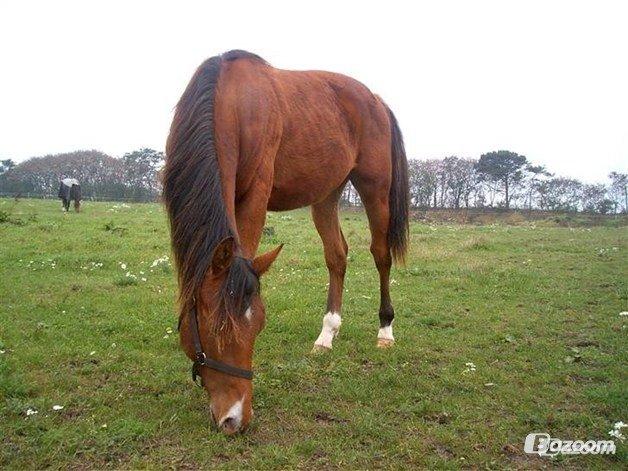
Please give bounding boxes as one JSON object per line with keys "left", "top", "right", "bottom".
{"left": 189, "top": 306, "right": 254, "bottom": 384}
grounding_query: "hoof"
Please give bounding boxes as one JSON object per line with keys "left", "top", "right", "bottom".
{"left": 376, "top": 338, "right": 395, "bottom": 349}
{"left": 311, "top": 344, "right": 331, "bottom": 354}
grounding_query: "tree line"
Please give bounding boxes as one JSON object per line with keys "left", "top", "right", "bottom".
{"left": 1, "top": 149, "right": 626, "bottom": 213}
{"left": 0, "top": 149, "right": 164, "bottom": 202}
{"left": 343, "top": 150, "right": 627, "bottom": 214}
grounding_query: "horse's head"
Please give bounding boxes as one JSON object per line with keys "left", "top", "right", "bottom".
{"left": 179, "top": 237, "right": 282, "bottom": 434}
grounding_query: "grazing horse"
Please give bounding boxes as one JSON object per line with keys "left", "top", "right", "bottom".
{"left": 58, "top": 178, "right": 81, "bottom": 212}
{"left": 163, "top": 50, "right": 409, "bottom": 434}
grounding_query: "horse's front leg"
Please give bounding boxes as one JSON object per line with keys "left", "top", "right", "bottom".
{"left": 235, "top": 182, "right": 272, "bottom": 258}
{"left": 311, "top": 190, "right": 348, "bottom": 352}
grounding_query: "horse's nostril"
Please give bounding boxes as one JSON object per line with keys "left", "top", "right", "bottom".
{"left": 220, "top": 416, "right": 239, "bottom": 434}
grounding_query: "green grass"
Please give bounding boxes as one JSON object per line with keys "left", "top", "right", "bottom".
{"left": 1, "top": 198, "right": 626, "bottom": 469}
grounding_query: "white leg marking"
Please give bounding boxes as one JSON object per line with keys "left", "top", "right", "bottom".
{"left": 314, "top": 312, "right": 342, "bottom": 349}
{"left": 376, "top": 321, "right": 395, "bottom": 348}
{"left": 377, "top": 323, "right": 394, "bottom": 341}
{"left": 218, "top": 396, "right": 244, "bottom": 430}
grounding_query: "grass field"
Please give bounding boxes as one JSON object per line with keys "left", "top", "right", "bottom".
{"left": 1, "top": 198, "right": 626, "bottom": 469}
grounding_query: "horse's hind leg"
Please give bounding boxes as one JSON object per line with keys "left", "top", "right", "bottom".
{"left": 351, "top": 174, "right": 395, "bottom": 348}
{"left": 311, "top": 188, "right": 348, "bottom": 352}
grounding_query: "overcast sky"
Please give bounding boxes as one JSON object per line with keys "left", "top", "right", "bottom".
{"left": 1, "top": 1, "right": 626, "bottom": 182}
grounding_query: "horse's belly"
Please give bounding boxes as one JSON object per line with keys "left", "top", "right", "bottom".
{"left": 267, "top": 148, "right": 354, "bottom": 211}
{"left": 267, "top": 186, "right": 315, "bottom": 211}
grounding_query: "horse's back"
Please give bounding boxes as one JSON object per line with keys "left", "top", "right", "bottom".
{"left": 216, "top": 56, "right": 391, "bottom": 209}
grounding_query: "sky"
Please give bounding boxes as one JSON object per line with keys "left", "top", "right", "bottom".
{"left": 0, "top": 0, "right": 626, "bottom": 183}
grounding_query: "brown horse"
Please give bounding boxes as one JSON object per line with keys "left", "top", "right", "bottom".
{"left": 163, "top": 50, "right": 408, "bottom": 434}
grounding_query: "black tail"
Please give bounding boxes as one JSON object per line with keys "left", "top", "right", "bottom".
{"left": 70, "top": 184, "right": 81, "bottom": 202}
{"left": 385, "top": 104, "right": 410, "bottom": 265}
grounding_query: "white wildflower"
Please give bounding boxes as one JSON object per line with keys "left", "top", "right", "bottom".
{"left": 52, "top": 405, "right": 64, "bottom": 411}
{"left": 89, "top": 351, "right": 96, "bottom": 356}
{"left": 150, "top": 256, "right": 170, "bottom": 268}
{"left": 463, "top": 362, "right": 477, "bottom": 373}
{"left": 609, "top": 429, "right": 625, "bottom": 441}
{"left": 26, "top": 408, "right": 38, "bottom": 416}
{"left": 620, "top": 312, "right": 628, "bottom": 317}
{"left": 608, "top": 421, "right": 626, "bottom": 441}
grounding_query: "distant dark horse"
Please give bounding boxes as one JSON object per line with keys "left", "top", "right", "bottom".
{"left": 163, "top": 50, "right": 409, "bottom": 434}
{"left": 58, "top": 178, "right": 81, "bottom": 212}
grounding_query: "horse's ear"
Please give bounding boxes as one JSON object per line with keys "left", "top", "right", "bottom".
{"left": 253, "top": 244, "right": 283, "bottom": 276}
{"left": 211, "top": 236, "right": 235, "bottom": 275}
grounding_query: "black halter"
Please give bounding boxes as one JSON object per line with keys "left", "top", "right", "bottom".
{"left": 189, "top": 306, "right": 253, "bottom": 385}
{"left": 187, "top": 255, "right": 258, "bottom": 385}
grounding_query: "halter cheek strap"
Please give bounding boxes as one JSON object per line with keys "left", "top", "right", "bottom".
{"left": 189, "top": 306, "right": 253, "bottom": 384}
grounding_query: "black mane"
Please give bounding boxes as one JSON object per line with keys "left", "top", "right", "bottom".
{"left": 163, "top": 50, "right": 265, "bottom": 327}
